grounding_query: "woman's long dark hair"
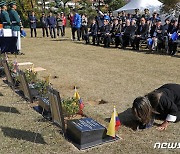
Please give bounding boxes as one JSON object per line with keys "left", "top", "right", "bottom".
{"left": 132, "top": 91, "right": 161, "bottom": 124}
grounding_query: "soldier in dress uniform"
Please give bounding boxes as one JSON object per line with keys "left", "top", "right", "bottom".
{"left": 0, "top": 2, "right": 3, "bottom": 37}
{"left": 8, "top": 1, "right": 22, "bottom": 54}
{"left": 0, "top": 1, "right": 11, "bottom": 29}
{"left": 0, "top": 3, "right": 2, "bottom": 25}
{"left": 142, "top": 9, "right": 150, "bottom": 22}
{"left": 120, "top": 11, "right": 127, "bottom": 25}
{"left": 133, "top": 9, "right": 141, "bottom": 25}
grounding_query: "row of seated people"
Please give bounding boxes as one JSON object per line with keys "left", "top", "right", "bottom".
{"left": 84, "top": 17, "right": 180, "bottom": 56}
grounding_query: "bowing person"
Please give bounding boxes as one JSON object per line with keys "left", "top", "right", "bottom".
{"left": 132, "top": 83, "right": 180, "bottom": 130}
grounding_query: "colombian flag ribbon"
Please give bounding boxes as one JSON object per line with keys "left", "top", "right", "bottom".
{"left": 74, "top": 86, "right": 84, "bottom": 114}
{"left": 107, "top": 106, "right": 121, "bottom": 137}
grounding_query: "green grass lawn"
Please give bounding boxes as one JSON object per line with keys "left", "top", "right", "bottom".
{"left": 0, "top": 28, "right": 179, "bottom": 154}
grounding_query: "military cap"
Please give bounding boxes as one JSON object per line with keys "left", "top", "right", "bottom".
{"left": 171, "top": 18, "right": 177, "bottom": 23}
{"left": 153, "top": 12, "right": 157, "bottom": 15}
{"left": 0, "top": 2, "right": 3, "bottom": 7}
{"left": 0, "top": 1, "right": 6, "bottom": 7}
{"left": 8, "top": 1, "right": 16, "bottom": 7}
{"left": 156, "top": 18, "right": 161, "bottom": 22}
{"left": 165, "top": 17, "right": 170, "bottom": 22}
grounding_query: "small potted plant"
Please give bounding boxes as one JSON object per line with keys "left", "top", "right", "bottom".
{"left": 62, "top": 97, "right": 80, "bottom": 119}
{"left": 34, "top": 79, "right": 49, "bottom": 97}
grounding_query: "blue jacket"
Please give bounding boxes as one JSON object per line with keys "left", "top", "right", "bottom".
{"left": 73, "top": 13, "right": 81, "bottom": 29}
{"left": 29, "top": 15, "right": 37, "bottom": 28}
{"left": 47, "top": 16, "right": 56, "bottom": 28}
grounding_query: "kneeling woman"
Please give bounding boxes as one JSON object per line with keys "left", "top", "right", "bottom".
{"left": 132, "top": 83, "right": 180, "bottom": 130}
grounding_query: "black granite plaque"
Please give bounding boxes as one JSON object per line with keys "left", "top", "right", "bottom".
{"left": 67, "top": 118, "right": 106, "bottom": 144}
{"left": 66, "top": 118, "right": 119, "bottom": 150}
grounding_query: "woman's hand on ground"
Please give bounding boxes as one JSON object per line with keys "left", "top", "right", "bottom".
{"left": 156, "top": 121, "right": 169, "bottom": 131}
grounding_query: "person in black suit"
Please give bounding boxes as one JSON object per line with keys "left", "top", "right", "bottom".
{"left": 150, "top": 19, "right": 164, "bottom": 51}
{"left": 163, "top": 18, "right": 170, "bottom": 35}
{"left": 29, "top": 11, "right": 38, "bottom": 37}
{"left": 142, "top": 9, "right": 150, "bottom": 22}
{"left": 121, "top": 19, "right": 137, "bottom": 48}
{"left": 111, "top": 17, "right": 122, "bottom": 48}
{"left": 84, "top": 19, "right": 97, "bottom": 45}
{"left": 132, "top": 17, "right": 148, "bottom": 50}
{"left": 132, "top": 83, "right": 180, "bottom": 131}
{"left": 168, "top": 20, "right": 179, "bottom": 56}
{"left": 102, "top": 19, "right": 111, "bottom": 47}
{"left": 162, "top": 18, "right": 170, "bottom": 53}
{"left": 133, "top": 9, "right": 141, "bottom": 25}
{"left": 40, "top": 13, "right": 49, "bottom": 37}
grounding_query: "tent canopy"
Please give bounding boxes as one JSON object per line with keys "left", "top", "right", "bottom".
{"left": 114, "top": 0, "right": 163, "bottom": 14}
